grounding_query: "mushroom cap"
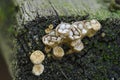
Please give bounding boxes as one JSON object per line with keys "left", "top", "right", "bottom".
{"left": 42, "top": 35, "right": 55, "bottom": 46}
{"left": 48, "top": 24, "right": 54, "bottom": 29}
{"left": 84, "top": 19, "right": 101, "bottom": 37}
{"left": 42, "top": 30, "right": 62, "bottom": 47}
{"left": 32, "top": 64, "right": 44, "bottom": 76}
{"left": 30, "top": 50, "right": 45, "bottom": 64}
{"left": 45, "top": 28, "right": 52, "bottom": 34}
{"left": 53, "top": 46, "right": 64, "bottom": 58}
{"left": 71, "top": 39, "right": 84, "bottom": 52}
{"left": 90, "top": 19, "right": 101, "bottom": 31}
{"left": 42, "top": 35, "right": 62, "bottom": 47}
{"left": 68, "top": 25, "right": 82, "bottom": 40}
{"left": 73, "top": 42, "right": 84, "bottom": 52}
{"left": 56, "top": 23, "right": 71, "bottom": 36}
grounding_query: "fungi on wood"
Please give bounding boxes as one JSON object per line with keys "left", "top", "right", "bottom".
{"left": 42, "top": 19, "right": 101, "bottom": 59}
{"left": 32, "top": 64, "right": 44, "bottom": 76}
{"left": 53, "top": 46, "right": 65, "bottom": 59}
{"left": 30, "top": 50, "right": 45, "bottom": 64}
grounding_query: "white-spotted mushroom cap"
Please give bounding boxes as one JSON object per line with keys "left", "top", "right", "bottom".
{"left": 71, "top": 39, "right": 84, "bottom": 52}
{"left": 30, "top": 50, "right": 45, "bottom": 64}
{"left": 32, "top": 64, "right": 44, "bottom": 76}
{"left": 86, "top": 19, "right": 101, "bottom": 37}
{"left": 56, "top": 23, "right": 71, "bottom": 37}
{"left": 90, "top": 19, "right": 101, "bottom": 31}
{"left": 53, "top": 46, "right": 65, "bottom": 59}
{"left": 68, "top": 24, "right": 82, "bottom": 40}
{"left": 72, "top": 21, "right": 88, "bottom": 38}
{"left": 42, "top": 30, "right": 62, "bottom": 47}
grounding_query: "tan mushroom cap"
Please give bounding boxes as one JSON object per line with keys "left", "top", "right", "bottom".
{"left": 73, "top": 42, "right": 84, "bottom": 52}
{"left": 86, "top": 19, "right": 101, "bottom": 37}
{"left": 53, "top": 46, "right": 64, "bottom": 58}
{"left": 71, "top": 39, "right": 84, "bottom": 52}
{"left": 42, "top": 30, "right": 62, "bottom": 47}
{"left": 30, "top": 50, "right": 45, "bottom": 64}
{"left": 45, "top": 28, "right": 52, "bottom": 34}
{"left": 32, "top": 64, "right": 44, "bottom": 76}
{"left": 48, "top": 24, "right": 54, "bottom": 29}
{"left": 90, "top": 19, "right": 101, "bottom": 31}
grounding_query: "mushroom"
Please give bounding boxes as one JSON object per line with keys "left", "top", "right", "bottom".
{"left": 48, "top": 24, "right": 54, "bottom": 29}
{"left": 42, "top": 30, "right": 62, "bottom": 47}
{"left": 90, "top": 19, "right": 101, "bottom": 31}
{"left": 72, "top": 21, "right": 88, "bottom": 39}
{"left": 68, "top": 25, "right": 82, "bottom": 40}
{"left": 42, "top": 35, "right": 55, "bottom": 47}
{"left": 73, "top": 42, "right": 84, "bottom": 52}
{"left": 44, "top": 46, "right": 52, "bottom": 53}
{"left": 45, "top": 28, "right": 52, "bottom": 34}
{"left": 53, "top": 46, "right": 65, "bottom": 59}
{"left": 42, "top": 19, "right": 101, "bottom": 55}
{"left": 56, "top": 22, "right": 71, "bottom": 37}
{"left": 71, "top": 39, "right": 84, "bottom": 52}
{"left": 45, "top": 24, "right": 54, "bottom": 34}
{"left": 32, "top": 64, "right": 44, "bottom": 76}
{"left": 30, "top": 50, "right": 45, "bottom": 64}
{"left": 86, "top": 19, "right": 101, "bottom": 37}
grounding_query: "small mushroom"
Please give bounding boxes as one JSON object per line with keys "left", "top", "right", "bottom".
{"left": 73, "top": 42, "right": 84, "bottom": 52}
{"left": 45, "top": 28, "right": 52, "bottom": 34}
{"left": 72, "top": 21, "right": 87, "bottom": 39}
{"left": 68, "top": 25, "right": 81, "bottom": 40}
{"left": 86, "top": 19, "right": 101, "bottom": 37}
{"left": 45, "top": 24, "right": 54, "bottom": 34}
{"left": 42, "top": 35, "right": 55, "bottom": 47}
{"left": 44, "top": 46, "right": 52, "bottom": 53}
{"left": 56, "top": 23, "right": 71, "bottom": 36}
{"left": 53, "top": 46, "right": 65, "bottom": 59}
{"left": 90, "top": 19, "right": 101, "bottom": 31}
{"left": 42, "top": 30, "right": 62, "bottom": 47}
{"left": 71, "top": 39, "right": 84, "bottom": 52}
{"left": 30, "top": 50, "right": 45, "bottom": 64}
{"left": 32, "top": 64, "right": 44, "bottom": 76}
{"left": 48, "top": 24, "right": 54, "bottom": 29}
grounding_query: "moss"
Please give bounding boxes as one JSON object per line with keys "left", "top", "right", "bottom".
{"left": 109, "top": 0, "right": 120, "bottom": 11}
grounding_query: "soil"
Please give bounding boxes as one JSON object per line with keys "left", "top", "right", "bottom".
{"left": 14, "top": 15, "right": 120, "bottom": 80}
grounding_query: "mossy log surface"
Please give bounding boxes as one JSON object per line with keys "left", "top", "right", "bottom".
{"left": 0, "top": 0, "right": 120, "bottom": 80}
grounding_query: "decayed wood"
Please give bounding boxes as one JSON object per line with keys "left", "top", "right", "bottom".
{"left": 14, "top": 0, "right": 104, "bottom": 25}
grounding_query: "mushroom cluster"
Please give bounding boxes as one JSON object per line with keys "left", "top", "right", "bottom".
{"left": 42, "top": 19, "right": 101, "bottom": 58}
{"left": 30, "top": 50, "right": 45, "bottom": 76}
